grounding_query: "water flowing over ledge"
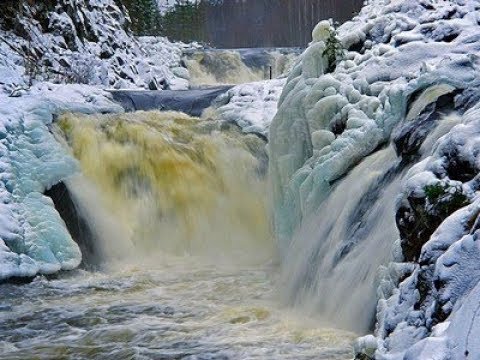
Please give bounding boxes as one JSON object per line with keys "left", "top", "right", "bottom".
{"left": 55, "top": 110, "right": 273, "bottom": 267}
{"left": 2, "top": 0, "right": 480, "bottom": 358}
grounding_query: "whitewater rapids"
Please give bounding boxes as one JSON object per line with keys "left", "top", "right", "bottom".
{"left": 55, "top": 110, "right": 273, "bottom": 267}
{"left": 0, "top": 260, "right": 355, "bottom": 359}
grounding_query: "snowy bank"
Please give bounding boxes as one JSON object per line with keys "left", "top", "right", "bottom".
{"left": 209, "top": 79, "right": 286, "bottom": 137}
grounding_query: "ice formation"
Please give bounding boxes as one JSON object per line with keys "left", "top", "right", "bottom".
{"left": 0, "top": 84, "right": 122, "bottom": 279}
{"left": 268, "top": 0, "right": 480, "bottom": 357}
{"left": 1, "top": 0, "right": 480, "bottom": 357}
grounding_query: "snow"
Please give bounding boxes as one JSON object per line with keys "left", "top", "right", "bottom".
{"left": 270, "top": 0, "right": 480, "bottom": 243}
{"left": 0, "top": 0, "right": 480, "bottom": 357}
{"left": 157, "top": 0, "right": 201, "bottom": 14}
{"left": 0, "top": 84, "right": 122, "bottom": 280}
{"left": 209, "top": 79, "right": 285, "bottom": 136}
{"left": 0, "top": 4, "right": 195, "bottom": 278}
{"left": 405, "top": 280, "right": 480, "bottom": 359}
{"left": 373, "top": 103, "right": 480, "bottom": 359}
{"left": 0, "top": 0, "right": 192, "bottom": 92}
{"left": 0, "top": 0, "right": 283, "bottom": 280}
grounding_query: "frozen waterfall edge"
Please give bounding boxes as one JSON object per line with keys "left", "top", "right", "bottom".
{"left": 268, "top": 1, "right": 480, "bottom": 358}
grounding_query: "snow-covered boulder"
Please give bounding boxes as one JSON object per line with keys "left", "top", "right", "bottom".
{"left": 208, "top": 78, "right": 285, "bottom": 137}
{"left": 374, "top": 102, "right": 480, "bottom": 359}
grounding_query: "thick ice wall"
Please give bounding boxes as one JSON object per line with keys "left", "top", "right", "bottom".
{"left": 0, "top": 85, "right": 122, "bottom": 280}
{"left": 269, "top": 0, "right": 480, "bottom": 248}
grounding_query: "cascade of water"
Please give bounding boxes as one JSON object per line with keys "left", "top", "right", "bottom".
{"left": 279, "top": 111, "right": 462, "bottom": 333}
{"left": 184, "top": 48, "right": 300, "bottom": 87}
{"left": 56, "top": 110, "right": 274, "bottom": 269}
{"left": 185, "top": 50, "right": 264, "bottom": 87}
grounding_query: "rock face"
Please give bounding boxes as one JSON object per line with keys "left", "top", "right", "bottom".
{"left": 268, "top": 0, "right": 480, "bottom": 357}
{"left": 0, "top": 0, "right": 189, "bottom": 91}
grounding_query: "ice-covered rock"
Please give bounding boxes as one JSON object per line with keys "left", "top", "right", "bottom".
{"left": 209, "top": 79, "right": 285, "bottom": 136}
{"left": 374, "top": 102, "right": 480, "bottom": 359}
{"left": 0, "top": 84, "right": 122, "bottom": 280}
{"left": 270, "top": 0, "right": 480, "bottom": 247}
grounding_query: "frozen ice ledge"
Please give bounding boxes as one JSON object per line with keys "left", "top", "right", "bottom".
{"left": 268, "top": 0, "right": 480, "bottom": 358}
{"left": 0, "top": 84, "right": 123, "bottom": 280}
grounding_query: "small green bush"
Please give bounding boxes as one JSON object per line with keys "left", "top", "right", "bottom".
{"left": 424, "top": 183, "right": 469, "bottom": 213}
{"left": 424, "top": 183, "right": 446, "bottom": 202}
{"left": 322, "top": 28, "right": 344, "bottom": 72}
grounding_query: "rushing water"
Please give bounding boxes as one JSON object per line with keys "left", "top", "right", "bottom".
{"left": 280, "top": 107, "right": 462, "bottom": 333}
{"left": 183, "top": 48, "right": 301, "bottom": 87}
{"left": 0, "top": 260, "right": 356, "bottom": 359}
{"left": 280, "top": 145, "right": 402, "bottom": 333}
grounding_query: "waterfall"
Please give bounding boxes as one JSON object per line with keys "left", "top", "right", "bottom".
{"left": 185, "top": 50, "right": 265, "bottom": 87}
{"left": 279, "top": 111, "right": 462, "bottom": 333}
{"left": 184, "top": 48, "right": 300, "bottom": 87}
{"left": 55, "top": 110, "right": 274, "bottom": 269}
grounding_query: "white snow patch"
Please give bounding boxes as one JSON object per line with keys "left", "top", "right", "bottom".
{"left": 210, "top": 79, "right": 285, "bottom": 136}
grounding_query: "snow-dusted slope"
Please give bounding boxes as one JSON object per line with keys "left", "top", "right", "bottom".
{"left": 268, "top": 0, "right": 480, "bottom": 357}
{"left": 0, "top": 0, "right": 190, "bottom": 92}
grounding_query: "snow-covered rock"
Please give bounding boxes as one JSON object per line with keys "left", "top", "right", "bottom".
{"left": 209, "top": 79, "right": 285, "bottom": 136}
{"left": 270, "top": 0, "right": 480, "bottom": 246}
{"left": 0, "top": 0, "right": 190, "bottom": 92}
{"left": 374, "top": 102, "right": 480, "bottom": 359}
{"left": 157, "top": 0, "right": 203, "bottom": 14}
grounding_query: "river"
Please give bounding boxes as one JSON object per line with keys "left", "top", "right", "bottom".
{"left": 0, "top": 260, "right": 355, "bottom": 359}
